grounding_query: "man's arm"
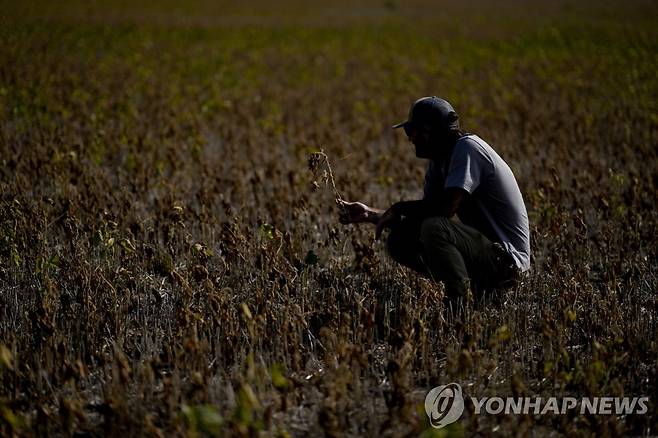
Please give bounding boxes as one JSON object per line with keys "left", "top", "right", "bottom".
{"left": 392, "top": 187, "right": 467, "bottom": 219}
{"left": 338, "top": 188, "right": 467, "bottom": 239}
{"left": 374, "top": 188, "right": 467, "bottom": 239}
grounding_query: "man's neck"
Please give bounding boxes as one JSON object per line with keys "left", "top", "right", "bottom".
{"left": 431, "top": 141, "right": 456, "bottom": 163}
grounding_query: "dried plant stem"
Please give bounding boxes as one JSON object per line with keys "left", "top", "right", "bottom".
{"left": 320, "top": 150, "right": 343, "bottom": 202}
{"left": 308, "top": 149, "right": 346, "bottom": 213}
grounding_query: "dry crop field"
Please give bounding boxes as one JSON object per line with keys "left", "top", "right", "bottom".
{"left": 1, "top": 0, "right": 657, "bottom": 436}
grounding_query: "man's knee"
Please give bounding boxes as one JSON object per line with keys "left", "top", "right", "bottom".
{"left": 419, "top": 216, "right": 454, "bottom": 248}
{"left": 387, "top": 225, "right": 413, "bottom": 264}
{"left": 387, "top": 219, "right": 423, "bottom": 270}
{"left": 386, "top": 227, "right": 402, "bottom": 262}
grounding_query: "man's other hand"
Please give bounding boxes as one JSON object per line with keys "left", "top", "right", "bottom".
{"left": 375, "top": 206, "right": 400, "bottom": 240}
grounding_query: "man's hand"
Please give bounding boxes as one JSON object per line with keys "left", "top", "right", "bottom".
{"left": 337, "top": 200, "right": 399, "bottom": 240}
{"left": 337, "top": 200, "right": 382, "bottom": 224}
{"left": 375, "top": 205, "right": 401, "bottom": 240}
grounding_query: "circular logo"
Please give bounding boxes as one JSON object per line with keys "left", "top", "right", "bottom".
{"left": 424, "top": 383, "right": 465, "bottom": 429}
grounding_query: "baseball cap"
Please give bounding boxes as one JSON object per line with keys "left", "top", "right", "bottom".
{"left": 393, "top": 96, "right": 460, "bottom": 132}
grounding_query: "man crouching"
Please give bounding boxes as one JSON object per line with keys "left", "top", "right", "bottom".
{"left": 338, "top": 96, "right": 530, "bottom": 308}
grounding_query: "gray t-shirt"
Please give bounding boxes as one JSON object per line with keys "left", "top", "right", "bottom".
{"left": 423, "top": 134, "right": 531, "bottom": 272}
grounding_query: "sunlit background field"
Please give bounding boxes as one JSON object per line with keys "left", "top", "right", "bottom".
{"left": 1, "top": 0, "right": 657, "bottom": 436}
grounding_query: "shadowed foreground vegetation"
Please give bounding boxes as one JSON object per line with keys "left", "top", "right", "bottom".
{"left": 1, "top": 0, "right": 657, "bottom": 435}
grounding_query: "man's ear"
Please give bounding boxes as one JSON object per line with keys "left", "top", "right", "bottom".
{"left": 420, "top": 125, "right": 435, "bottom": 142}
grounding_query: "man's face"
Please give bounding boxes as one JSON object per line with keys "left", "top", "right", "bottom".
{"left": 404, "top": 123, "right": 434, "bottom": 159}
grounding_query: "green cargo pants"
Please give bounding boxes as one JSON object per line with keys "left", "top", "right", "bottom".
{"left": 387, "top": 216, "right": 519, "bottom": 300}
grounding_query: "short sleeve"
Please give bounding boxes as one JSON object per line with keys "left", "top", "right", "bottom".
{"left": 444, "top": 139, "right": 492, "bottom": 194}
